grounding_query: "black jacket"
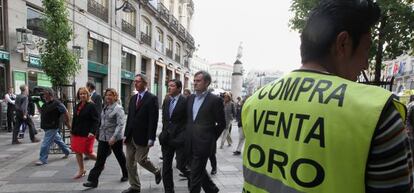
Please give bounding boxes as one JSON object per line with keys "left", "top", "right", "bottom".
{"left": 91, "top": 92, "right": 103, "bottom": 115}
{"left": 124, "top": 91, "right": 159, "bottom": 146}
{"left": 159, "top": 95, "right": 187, "bottom": 147}
{"left": 186, "top": 92, "right": 226, "bottom": 157}
{"left": 71, "top": 102, "right": 100, "bottom": 137}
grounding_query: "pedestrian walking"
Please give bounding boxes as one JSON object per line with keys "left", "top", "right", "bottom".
{"left": 12, "top": 85, "right": 39, "bottom": 144}
{"left": 122, "top": 74, "right": 161, "bottom": 193}
{"left": 86, "top": 82, "right": 103, "bottom": 115}
{"left": 159, "top": 79, "right": 189, "bottom": 193}
{"left": 71, "top": 87, "right": 99, "bottom": 179}
{"left": 186, "top": 71, "right": 225, "bottom": 193}
{"left": 83, "top": 88, "right": 128, "bottom": 188}
{"left": 5, "top": 87, "right": 16, "bottom": 132}
{"left": 233, "top": 97, "right": 245, "bottom": 156}
{"left": 219, "top": 92, "right": 235, "bottom": 149}
{"left": 242, "top": 1, "right": 413, "bottom": 192}
{"left": 35, "top": 87, "right": 71, "bottom": 165}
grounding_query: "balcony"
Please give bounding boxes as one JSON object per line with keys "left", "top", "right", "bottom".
{"left": 141, "top": 32, "right": 152, "bottom": 46}
{"left": 157, "top": 3, "right": 170, "bottom": 25}
{"left": 186, "top": 32, "right": 195, "bottom": 48}
{"left": 122, "top": 20, "right": 136, "bottom": 37}
{"left": 87, "top": 0, "right": 108, "bottom": 22}
{"left": 169, "top": 16, "right": 179, "bottom": 32}
{"left": 175, "top": 54, "right": 181, "bottom": 63}
{"left": 166, "top": 49, "right": 173, "bottom": 59}
{"left": 178, "top": 24, "right": 186, "bottom": 41}
{"left": 140, "top": 0, "right": 157, "bottom": 14}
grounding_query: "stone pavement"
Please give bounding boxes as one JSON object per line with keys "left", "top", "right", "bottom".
{"left": 0, "top": 114, "right": 244, "bottom": 193}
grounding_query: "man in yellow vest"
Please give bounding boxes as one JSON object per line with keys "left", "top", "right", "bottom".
{"left": 242, "top": 0, "right": 413, "bottom": 193}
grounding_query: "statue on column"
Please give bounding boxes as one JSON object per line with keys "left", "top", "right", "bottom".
{"left": 236, "top": 42, "right": 243, "bottom": 60}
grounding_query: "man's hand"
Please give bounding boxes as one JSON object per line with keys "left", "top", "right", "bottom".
{"left": 109, "top": 137, "right": 116, "bottom": 146}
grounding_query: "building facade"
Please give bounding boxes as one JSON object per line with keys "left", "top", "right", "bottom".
{"left": 210, "top": 62, "right": 233, "bottom": 91}
{"left": 2, "top": 0, "right": 195, "bottom": 108}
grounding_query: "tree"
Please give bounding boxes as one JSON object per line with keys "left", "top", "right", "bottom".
{"left": 40, "top": 0, "right": 80, "bottom": 87}
{"left": 289, "top": 0, "right": 414, "bottom": 83}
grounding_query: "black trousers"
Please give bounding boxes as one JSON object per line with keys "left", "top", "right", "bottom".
{"left": 12, "top": 116, "right": 35, "bottom": 142}
{"left": 189, "top": 155, "right": 219, "bottom": 193}
{"left": 209, "top": 153, "right": 217, "bottom": 171}
{"left": 87, "top": 140, "right": 128, "bottom": 184}
{"left": 161, "top": 144, "right": 188, "bottom": 193}
{"left": 6, "top": 104, "right": 15, "bottom": 131}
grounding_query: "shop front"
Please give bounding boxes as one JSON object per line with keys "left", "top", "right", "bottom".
{"left": 0, "top": 50, "right": 9, "bottom": 97}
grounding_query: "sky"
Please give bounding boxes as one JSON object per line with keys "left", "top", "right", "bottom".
{"left": 191, "top": 0, "right": 302, "bottom": 74}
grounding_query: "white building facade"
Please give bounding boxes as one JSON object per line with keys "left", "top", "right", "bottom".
{"left": 383, "top": 55, "right": 414, "bottom": 93}
{"left": 2, "top": 0, "right": 195, "bottom": 108}
{"left": 210, "top": 63, "right": 233, "bottom": 91}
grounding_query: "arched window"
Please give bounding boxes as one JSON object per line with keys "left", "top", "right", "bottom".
{"left": 169, "top": 0, "right": 174, "bottom": 13}
{"left": 167, "top": 36, "right": 173, "bottom": 51}
{"left": 176, "top": 43, "right": 181, "bottom": 57}
{"left": 122, "top": 7, "right": 136, "bottom": 26}
{"left": 155, "top": 27, "right": 164, "bottom": 52}
{"left": 141, "top": 16, "right": 151, "bottom": 35}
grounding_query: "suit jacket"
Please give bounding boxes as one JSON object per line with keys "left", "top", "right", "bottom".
{"left": 186, "top": 92, "right": 226, "bottom": 157}
{"left": 124, "top": 91, "right": 159, "bottom": 146}
{"left": 159, "top": 94, "right": 187, "bottom": 147}
{"left": 91, "top": 92, "right": 103, "bottom": 115}
{"left": 71, "top": 102, "right": 100, "bottom": 137}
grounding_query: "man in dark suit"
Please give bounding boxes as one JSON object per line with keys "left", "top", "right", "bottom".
{"left": 86, "top": 82, "right": 103, "bottom": 115}
{"left": 187, "top": 71, "right": 226, "bottom": 193}
{"left": 159, "top": 79, "right": 188, "bottom": 193}
{"left": 123, "top": 74, "right": 161, "bottom": 193}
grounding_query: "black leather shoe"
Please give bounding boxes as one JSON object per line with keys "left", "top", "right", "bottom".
{"left": 155, "top": 171, "right": 162, "bottom": 184}
{"left": 83, "top": 181, "right": 97, "bottom": 188}
{"left": 120, "top": 176, "right": 128, "bottom": 182}
{"left": 122, "top": 187, "right": 140, "bottom": 193}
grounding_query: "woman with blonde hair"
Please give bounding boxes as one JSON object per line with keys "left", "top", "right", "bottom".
{"left": 71, "top": 87, "right": 99, "bottom": 179}
{"left": 83, "top": 88, "right": 128, "bottom": 188}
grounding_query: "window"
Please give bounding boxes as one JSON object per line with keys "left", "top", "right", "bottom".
{"left": 88, "top": 38, "right": 109, "bottom": 65}
{"left": 178, "top": 5, "right": 183, "bottom": 23}
{"left": 175, "top": 43, "right": 181, "bottom": 57}
{"left": 122, "top": 9, "right": 136, "bottom": 25}
{"left": 142, "top": 16, "right": 151, "bottom": 35}
{"left": 156, "top": 27, "right": 164, "bottom": 43}
{"left": 122, "top": 51, "right": 136, "bottom": 72}
{"left": 27, "top": 7, "right": 46, "bottom": 38}
{"left": 169, "top": 0, "right": 174, "bottom": 13}
{"left": 167, "top": 36, "right": 173, "bottom": 50}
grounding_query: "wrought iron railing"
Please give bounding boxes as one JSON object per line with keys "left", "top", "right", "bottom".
{"left": 158, "top": 3, "right": 170, "bottom": 23}
{"left": 87, "top": 0, "right": 108, "bottom": 22}
{"left": 122, "top": 20, "right": 136, "bottom": 37}
{"left": 178, "top": 24, "right": 186, "bottom": 40}
{"left": 169, "top": 16, "right": 179, "bottom": 32}
{"left": 186, "top": 32, "right": 195, "bottom": 48}
{"left": 141, "top": 32, "right": 152, "bottom": 46}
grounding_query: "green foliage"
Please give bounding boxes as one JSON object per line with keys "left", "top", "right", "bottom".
{"left": 40, "top": 0, "right": 79, "bottom": 87}
{"left": 289, "top": 0, "right": 414, "bottom": 61}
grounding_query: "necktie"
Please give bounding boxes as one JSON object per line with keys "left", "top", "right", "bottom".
{"left": 169, "top": 98, "right": 175, "bottom": 118}
{"left": 136, "top": 95, "right": 142, "bottom": 110}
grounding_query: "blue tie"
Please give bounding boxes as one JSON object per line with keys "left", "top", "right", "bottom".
{"left": 169, "top": 98, "right": 175, "bottom": 118}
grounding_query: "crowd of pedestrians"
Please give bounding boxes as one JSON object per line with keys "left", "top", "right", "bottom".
{"left": 2, "top": 70, "right": 245, "bottom": 193}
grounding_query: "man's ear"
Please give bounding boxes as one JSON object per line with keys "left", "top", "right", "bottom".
{"left": 335, "top": 31, "right": 353, "bottom": 58}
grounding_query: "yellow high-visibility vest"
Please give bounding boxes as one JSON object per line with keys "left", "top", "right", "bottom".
{"left": 242, "top": 71, "right": 404, "bottom": 193}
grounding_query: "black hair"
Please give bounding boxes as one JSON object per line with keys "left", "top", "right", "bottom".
{"left": 86, "top": 82, "right": 96, "bottom": 90}
{"left": 300, "top": 0, "right": 381, "bottom": 64}
{"left": 194, "top": 70, "right": 212, "bottom": 87}
{"left": 168, "top": 79, "right": 183, "bottom": 91}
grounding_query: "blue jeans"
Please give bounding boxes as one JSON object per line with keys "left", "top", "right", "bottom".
{"left": 39, "top": 129, "right": 70, "bottom": 164}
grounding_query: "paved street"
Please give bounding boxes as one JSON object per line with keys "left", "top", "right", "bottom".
{"left": 0, "top": 114, "right": 244, "bottom": 193}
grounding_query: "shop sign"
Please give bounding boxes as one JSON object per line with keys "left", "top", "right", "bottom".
{"left": 0, "top": 50, "right": 10, "bottom": 61}
{"left": 13, "top": 71, "right": 26, "bottom": 95}
{"left": 37, "top": 72, "right": 52, "bottom": 87}
{"left": 122, "top": 70, "right": 134, "bottom": 80}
